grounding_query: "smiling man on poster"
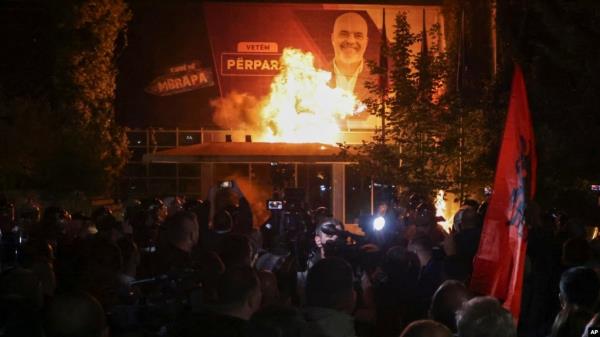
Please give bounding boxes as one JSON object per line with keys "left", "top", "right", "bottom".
{"left": 330, "top": 12, "right": 370, "bottom": 100}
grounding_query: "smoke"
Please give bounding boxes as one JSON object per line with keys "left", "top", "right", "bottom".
{"left": 222, "top": 174, "right": 273, "bottom": 229}
{"left": 210, "top": 91, "right": 265, "bottom": 131}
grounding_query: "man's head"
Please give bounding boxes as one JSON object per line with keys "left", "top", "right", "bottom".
{"left": 43, "top": 291, "right": 107, "bottom": 337}
{"left": 315, "top": 218, "right": 344, "bottom": 249}
{"left": 216, "top": 265, "right": 262, "bottom": 320}
{"left": 429, "top": 280, "right": 470, "bottom": 332}
{"left": 408, "top": 234, "right": 434, "bottom": 266}
{"left": 559, "top": 266, "right": 600, "bottom": 310}
{"left": 400, "top": 320, "right": 453, "bottom": 337}
{"left": 306, "top": 257, "right": 355, "bottom": 313}
{"left": 219, "top": 233, "right": 253, "bottom": 268}
{"left": 456, "top": 296, "right": 516, "bottom": 337}
{"left": 248, "top": 305, "right": 306, "bottom": 337}
{"left": 331, "top": 12, "right": 368, "bottom": 68}
{"left": 165, "top": 211, "right": 199, "bottom": 252}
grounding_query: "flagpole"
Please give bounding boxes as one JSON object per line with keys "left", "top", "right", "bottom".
{"left": 458, "top": 8, "right": 465, "bottom": 202}
{"left": 380, "top": 8, "right": 387, "bottom": 144}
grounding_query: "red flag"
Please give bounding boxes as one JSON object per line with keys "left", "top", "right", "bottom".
{"left": 470, "top": 65, "right": 537, "bottom": 320}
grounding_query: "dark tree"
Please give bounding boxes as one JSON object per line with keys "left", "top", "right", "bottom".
{"left": 0, "top": 0, "right": 131, "bottom": 196}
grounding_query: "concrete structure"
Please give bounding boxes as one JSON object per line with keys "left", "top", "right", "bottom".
{"left": 143, "top": 140, "right": 358, "bottom": 224}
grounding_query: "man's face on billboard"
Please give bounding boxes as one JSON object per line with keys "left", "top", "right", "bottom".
{"left": 332, "top": 12, "right": 368, "bottom": 66}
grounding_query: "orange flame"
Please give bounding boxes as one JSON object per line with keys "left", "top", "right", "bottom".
{"left": 257, "top": 48, "right": 363, "bottom": 144}
{"left": 435, "top": 189, "right": 451, "bottom": 233}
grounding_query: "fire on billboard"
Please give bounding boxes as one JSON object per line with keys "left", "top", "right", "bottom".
{"left": 203, "top": 2, "right": 444, "bottom": 139}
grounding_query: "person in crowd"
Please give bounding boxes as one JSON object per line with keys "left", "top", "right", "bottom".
{"left": 408, "top": 234, "right": 444, "bottom": 318}
{"left": 36, "top": 206, "right": 71, "bottom": 250}
{"left": 80, "top": 236, "right": 123, "bottom": 310}
{"left": 132, "top": 198, "right": 167, "bottom": 253}
{"left": 175, "top": 265, "right": 262, "bottom": 337}
{"left": 428, "top": 280, "right": 471, "bottom": 332}
{"left": 248, "top": 305, "right": 307, "bottom": 337}
{"left": 294, "top": 218, "right": 345, "bottom": 306}
{"left": 582, "top": 313, "right": 600, "bottom": 337}
{"left": 519, "top": 203, "right": 566, "bottom": 337}
{"left": 562, "top": 237, "right": 592, "bottom": 267}
{"left": 442, "top": 206, "right": 481, "bottom": 281}
{"left": 0, "top": 267, "right": 45, "bottom": 337}
{"left": 19, "top": 237, "right": 57, "bottom": 299}
{"left": 209, "top": 180, "right": 254, "bottom": 235}
{"left": 411, "top": 203, "right": 447, "bottom": 245}
{"left": 303, "top": 257, "right": 356, "bottom": 337}
{"left": 164, "top": 195, "right": 184, "bottom": 216}
{"left": 456, "top": 296, "right": 516, "bottom": 337}
{"left": 95, "top": 213, "right": 123, "bottom": 243}
{"left": 313, "top": 218, "right": 345, "bottom": 262}
{"left": 373, "top": 246, "right": 421, "bottom": 337}
{"left": 452, "top": 207, "right": 482, "bottom": 261}
{"left": 43, "top": 291, "right": 108, "bottom": 337}
{"left": 399, "top": 319, "right": 453, "bottom": 337}
{"left": 139, "top": 210, "right": 199, "bottom": 278}
{"left": 115, "top": 237, "right": 140, "bottom": 294}
{"left": 218, "top": 233, "right": 254, "bottom": 268}
{"left": 257, "top": 270, "right": 281, "bottom": 308}
{"left": 550, "top": 266, "right": 600, "bottom": 337}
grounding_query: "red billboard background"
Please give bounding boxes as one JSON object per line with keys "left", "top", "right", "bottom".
{"left": 115, "top": 3, "right": 443, "bottom": 129}
{"left": 204, "top": 3, "right": 444, "bottom": 129}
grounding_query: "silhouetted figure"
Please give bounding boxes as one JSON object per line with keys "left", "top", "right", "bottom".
{"left": 43, "top": 291, "right": 107, "bottom": 337}
{"left": 456, "top": 296, "right": 516, "bottom": 337}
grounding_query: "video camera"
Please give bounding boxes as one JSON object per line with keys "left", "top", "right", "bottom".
{"left": 261, "top": 188, "right": 313, "bottom": 271}
{"left": 262, "top": 188, "right": 311, "bottom": 240}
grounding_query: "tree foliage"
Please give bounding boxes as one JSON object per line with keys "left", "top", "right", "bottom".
{"left": 0, "top": 0, "right": 131, "bottom": 196}
{"left": 344, "top": 11, "right": 493, "bottom": 199}
{"left": 50, "top": 0, "right": 132, "bottom": 194}
{"left": 495, "top": 0, "right": 600, "bottom": 213}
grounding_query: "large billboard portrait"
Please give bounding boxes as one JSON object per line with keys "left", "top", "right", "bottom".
{"left": 204, "top": 3, "right": 444, "bottom": 140}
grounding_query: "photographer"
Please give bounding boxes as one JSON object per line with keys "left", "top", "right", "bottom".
{"left": 314, "top": 218, "right": 345, "bottom": 263}
{"left": 295, "top": 218, "right": 344, "bottom": 303}
{"left": 208, "top": 180, "right": 253, "bottom": 236}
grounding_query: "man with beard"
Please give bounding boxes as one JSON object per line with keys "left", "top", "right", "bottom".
{"left": 329, "top": 11, "right": 378, "bottom": 128}
{"left": 330, "top": 12, "right": 369, "bottom": 99}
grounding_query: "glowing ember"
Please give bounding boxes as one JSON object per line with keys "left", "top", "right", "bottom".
{"left": 258, "top": 48, "right": 362, "bottom": 144}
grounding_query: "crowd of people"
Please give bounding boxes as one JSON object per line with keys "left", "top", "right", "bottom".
{"left": 0, "top": 182, "right": 599, "bottom": 337}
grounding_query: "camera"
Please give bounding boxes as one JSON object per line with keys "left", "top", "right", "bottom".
{"left": 267, "top": 200, "right": 283, "bottom": 210}
{"left": 220, "top": 180, "right": 233, "bottom": 188}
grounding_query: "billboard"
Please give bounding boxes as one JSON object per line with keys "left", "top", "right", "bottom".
{"left": 204, "top": 2, "right": 445, "bottom": 130}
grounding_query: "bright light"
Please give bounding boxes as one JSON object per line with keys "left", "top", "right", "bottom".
{"left": 373, "top": 216, "right": 386, "bottom": 231}
{"left": 258, "top": 48, "right": 361, "bottom": 144}
{"left": 435, "top": 190, "right": 452, "bottom": 233}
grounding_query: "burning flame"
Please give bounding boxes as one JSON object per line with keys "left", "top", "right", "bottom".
{"left": 258, "top": 48, "right": 362, "bottom": 144}
{"left": 435, "top": 189, "right": 452, "bottom": 233}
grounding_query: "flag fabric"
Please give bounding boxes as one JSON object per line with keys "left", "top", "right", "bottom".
{"left": 469, "top": 65, "right": 537, "bottom": 320}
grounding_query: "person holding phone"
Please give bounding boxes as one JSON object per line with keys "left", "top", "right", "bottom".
{"left": 207, "top": 180, "right": 254, "bottom": 236}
